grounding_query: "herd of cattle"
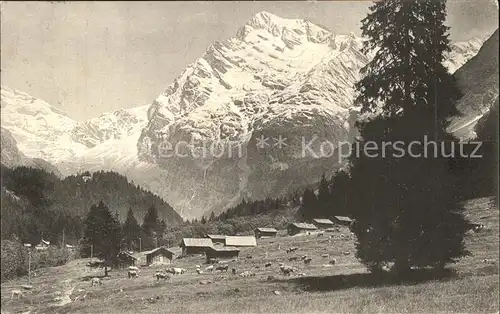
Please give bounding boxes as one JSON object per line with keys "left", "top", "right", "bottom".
{"left": 86, "top": 245, "right": 343, "bottom": 288}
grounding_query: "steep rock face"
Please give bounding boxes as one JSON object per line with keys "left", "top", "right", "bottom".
{"left": 137, "top": 12, "right": 369, "bottom": 218}
{"left": 0, "top": 86, "right": 83, "bottom": 162}
{"left": 449, "top": 29, "right": 499, "bottom": 139}
{"left": 444, "top": 35, "right": 489, "bottom": 74}
{"left": 71, "top": 106, "right": 149, "bottom": 148}
{"left": 137, "top": 12, "right": 486, "bottom": 218}
{"left": 1, "top": 127, "right": 61, "bottom": 176}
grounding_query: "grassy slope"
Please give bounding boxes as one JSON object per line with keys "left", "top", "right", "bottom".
{"left": 1, "top": 197, "right": 498, "bottom": 314}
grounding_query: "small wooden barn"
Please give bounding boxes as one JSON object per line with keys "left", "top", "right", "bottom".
{"left": 333, "top": 216, "right": 354, "bottom": 226}
{"left": 254, "top": 227, "right": 278, "bottom": 239}
{"left": 205, "top": 246, "right": 240, "bottom": 262}
{"left": 145, "top": 247, "right": 176, "bottom": 266}
{"left": 35, "top": 239, "right": 50, "bottom": 251}
{"left": 116, "top": 251, "right": 137, "bottom": 268}
{"left": 312, "top": 218, "right": 335, "bottom": 229}
{"left": 205, "top": 234, "right": 226, "bottom": 245}
{"left": 180, "top": 238, "right": 213, "bottom": 255}
{"left": 287, "top": 223, "right": 318, "bottom": 236}
{"left": 224, "top": 236, "right": 257, "bottom": 247}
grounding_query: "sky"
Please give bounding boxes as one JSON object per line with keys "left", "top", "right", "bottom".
{"left": 1, "top": 1, "right": 498, "bottom": 121}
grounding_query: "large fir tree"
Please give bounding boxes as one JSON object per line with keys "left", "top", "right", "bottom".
{"left": 142, "top": 205, "right": 163, "bottom": 249}
{"left": 349, "top": 0, "right": 470, "bottom": 274}
{"left": 122, "top": 207, "right": 142, "bottom": 251}
{"left": 299, "top": 188, "right": 318, "bottom": 221}
{"left": 316, "top": 174, "right": 331, "bottom": 218}
{"left": 82, "top": 201, "right": 123, "bottom": 276}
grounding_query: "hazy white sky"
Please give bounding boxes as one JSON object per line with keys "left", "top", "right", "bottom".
{"left": 1, "top": 1, "right": 498, "bottom": 120}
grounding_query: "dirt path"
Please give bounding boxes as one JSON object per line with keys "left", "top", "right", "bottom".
{"left": 55, "top": 279, "right": 75, "bottom": 307}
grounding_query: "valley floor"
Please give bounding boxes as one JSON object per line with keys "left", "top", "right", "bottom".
{"left": 1, "top": 197, "right": 498, "bottom": 314}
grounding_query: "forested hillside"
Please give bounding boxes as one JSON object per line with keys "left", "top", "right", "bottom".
{"left": 0, "top": 166, "right": 183, "bottom": 246}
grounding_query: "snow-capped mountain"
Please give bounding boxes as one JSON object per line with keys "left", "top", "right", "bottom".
{"left": 137, "top": 11, "right": 489, "bottom": 218}
{"left": 71, "top": 106, "right": 149, "bottom": 148}
{"left": 444, "top": 35, "right": 489, "bottom": 74}
{"left": 1, "top": 86, "right": 149, "bottom": 165}
{"left": 0, "top": 86, "right": 84, "bottom": 162}
{"left": 1, "top": 127, "right": 61, "bottom": 175}
{"left": 449, "top": 29, "right": 499, "bottom": 139}
{"left": 0, "top": 12, "right": 490, "bottom": 219}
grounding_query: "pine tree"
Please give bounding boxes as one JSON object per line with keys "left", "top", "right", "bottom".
{"left": 316, "top": 174, "right": 331, "bottom": 218}
{"left": 349, "top": 0, "right": 470, "bottom": 274}
{"left": 209, "top": 212, "right": 216, "bottom": 222}
{"left": 299, "top": 189, "right": 318, "bottom": 221}
{"left": 142, "top": 205, "right": 160, "bottom": 249}
{"left": 328, "top": 170, "right": 351, "bottom": 217}
{"left": 122, "top": 208, "right": 141, "bottom": 251}
{"left": 83, "top": 201, "right": 123, "bottom": 276}
{"left": 157, "top": 219, "right": 167, "bottom": 238}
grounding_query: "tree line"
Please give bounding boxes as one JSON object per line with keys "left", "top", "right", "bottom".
{"left": 0, "top": 166, "right": 183, "bottom": 246}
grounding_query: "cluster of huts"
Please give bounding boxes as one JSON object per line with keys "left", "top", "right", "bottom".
{"left": 116, "top": 234, "right": 262, "bottom": 267}
{"left": 115, "top": 216, "right": 353, "bottom": 268}
{"left": 23, "top": 239, "right": 76, "bottom": 251}
{"left": 287, "top": 216, "right": 353, "bottom": 235}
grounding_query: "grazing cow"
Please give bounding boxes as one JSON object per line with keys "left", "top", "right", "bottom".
{"left": 297, "top": 272, "right": 306, "bottom": 277}
{"left": 205, "top": 265, "right": 214, "bottom": 272}
{"left": 286, "top": 247, "right": 298, "bottom": 254}
{"left": 196, "top": 269, "right": 204, "bottom": 274}
{"left": 300, "top": 255, "right": 308, "bottom": 261}
{"left": 317, "top": 232, "right": 324, "bottom": 237}
{"left": 155, "top": 272, "right": 169, "bottom": 280}
{"left": 90, "top": 277, "right": 102, "bottom": 286}
{"left": 239, "top": 271, "right": 255, "bottom": 277}
{"left": 321, "top": 253, "right": 329, "bottom": 258}
{"left": 329, "top": 259, "right": 337, "bottom": 265}
{"left": 342, "top": 251, "right": 351, "bottom": 256}
{"left": 246, "top": 255, "right": 253, "bottom": 259}
{"left": 265, "top": 262, "right": 272, "bottom": 268}
{"left": 128, "top": 270, "right": 138, "bottom": 278}
{"left": 216, "top": 265, "right": 229, "bottom": 272}
{"left": 279, "top": 265, "right": 294, "bottom": 276}
{"left": 166, "top": 267, "right": 184, "bottom": 275}
{"left": 288, "top": 256, "right": 298, "bottom": 262}
{"left": 75, "top": 293, "right": 88, "bottom": 301}
{"left": 11, "top": 289, "right": 23, "bottom": 299}
{"left": 303, "top": 257, "right": 312, "bottom": 265}
{"left": 473, "top": 224, "right": 485, "bottom": 232}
